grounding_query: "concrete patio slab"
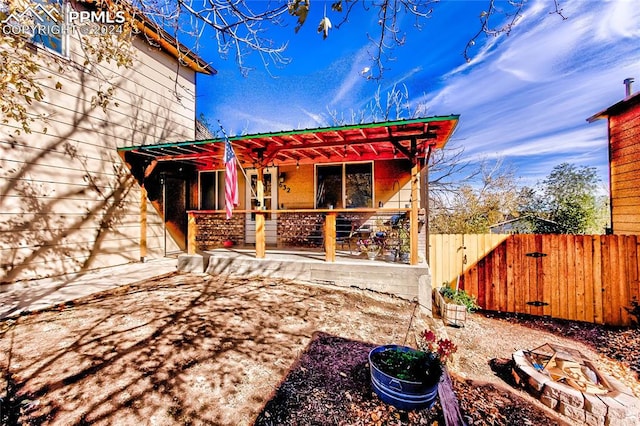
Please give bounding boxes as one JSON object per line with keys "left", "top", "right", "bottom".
{"left": 0, "top": 257, "right": 178, "bottom": 320}
{"left": 179, "top": 248, "right": 433, "bottom": 315}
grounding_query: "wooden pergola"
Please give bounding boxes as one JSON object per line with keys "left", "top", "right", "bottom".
{"left": 121, "top": 116, "right": 458, "bottom": 168}
{"left": 118, "top": 116, "right": 460, "bottom": 264}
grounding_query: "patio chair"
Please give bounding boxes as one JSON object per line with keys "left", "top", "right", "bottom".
{"left": 336, "top": 216, "right": 358, "bottom": 253}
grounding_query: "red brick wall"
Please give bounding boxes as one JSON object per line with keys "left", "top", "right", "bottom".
{"left": 277, "top": 213, "right": 324, "bottom": 247}
{"left": 195, "top": 214, "right": 245, "bottom": 249}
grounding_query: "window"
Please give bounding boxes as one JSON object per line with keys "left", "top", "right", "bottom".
{"left": 200, "top": 170, "right": 225, "bottom": 210}
{"left": 248, "top": 172, "right": 274, "bottom": 220}
{"left": 3, "top": 0, "right": 67, "bottom": 55}
{"left": 345, "top": 163, "right": 373, "bottom": 208}
{"left": 316, "top": 162, "right": 373, "bottom": 208}
{"left": 31, "top": 0, "right": 65, "bottom": 55}
{"left": 316, "top": 165, "right": 342, "bottom": 209}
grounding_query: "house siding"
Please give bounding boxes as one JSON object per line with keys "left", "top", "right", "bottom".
{"left": 0, "top": 34, "right": 197, "bottom": 283}
{"left": 275, "top": 160, "right": 414, "bottom": 210}
{"left": 609, "top": 102, "right": 640, "bottom": 234}
{"left": 277, "top": 164, "right": 315, "bottom": 209}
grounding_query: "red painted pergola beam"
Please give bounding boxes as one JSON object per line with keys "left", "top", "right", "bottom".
{"left": 118, "top": 116, "right": 459, "bottom": 170}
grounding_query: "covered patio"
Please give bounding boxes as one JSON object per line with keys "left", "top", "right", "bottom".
{"left": 118, "top": 116, "right": 458, "bottom": 311}
{"left": 118, "top": 116, "right": 459, "bottom": 271}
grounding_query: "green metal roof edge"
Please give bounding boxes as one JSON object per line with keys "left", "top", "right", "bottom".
{"left": 117, "top": 115, "right": 460, "bottom": 152}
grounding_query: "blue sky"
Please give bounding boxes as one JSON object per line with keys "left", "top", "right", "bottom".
{"left": 195, "top": 0, "right": 640, "bottom": 188}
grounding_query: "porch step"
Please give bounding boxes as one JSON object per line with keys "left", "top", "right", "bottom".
{"left": 178, "top": 251, "right": 431, "bottom": 308}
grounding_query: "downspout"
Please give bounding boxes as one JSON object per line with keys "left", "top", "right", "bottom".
{"left": 140, "top": 185, "right": 147, "bottom": 262}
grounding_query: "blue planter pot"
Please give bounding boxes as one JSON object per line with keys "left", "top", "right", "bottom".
{"left": 369, "top": 345, "right": 439, "bottom": 411}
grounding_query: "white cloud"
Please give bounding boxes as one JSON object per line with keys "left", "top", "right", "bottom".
{"left": 218, "top": 107, "right": 295, "bottom": 136}
{"left": 329, "top": 47, "right": 371, "bottom": 106}
{"left": 493, "top": 21, "right": 586, "bottom": 83}
{"left": 299, "top": 108, "right": 329, "bottom": 127}
{"left": 595, "top": 0, "right": 640, "bottom": 40}
{"left": 424, "top": 0, "right": 640, "bottom": 184}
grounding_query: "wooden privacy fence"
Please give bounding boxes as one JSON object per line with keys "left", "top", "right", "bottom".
{"left": 429, "top": 234, "right": 509, "bottom": 288}
{"left": 429, "top": 234, "right": 640, "bottom": 326}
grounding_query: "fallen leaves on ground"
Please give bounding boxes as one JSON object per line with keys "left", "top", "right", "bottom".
{"left": 1, "top": 273, "right": 638, "bottom": 425}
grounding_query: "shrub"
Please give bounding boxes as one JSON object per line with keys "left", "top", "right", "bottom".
{"left": 370, "top": 347, "right": 442, "bottom": 386}
{"left": 439, "top": 285, "right": 479, "bottom": 313}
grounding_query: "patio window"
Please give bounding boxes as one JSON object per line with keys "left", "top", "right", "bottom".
{"left": 199, "top": 170, "right": 225, "bottom": 210}
{"left": 315, "top": 162, "right": 373, "bottom": 209}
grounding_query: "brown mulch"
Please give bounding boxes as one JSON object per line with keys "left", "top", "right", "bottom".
{"left": 254, "top": 332, "right": 442, "bottom": 426}
{"left": 453, "top": 378, "right": 570, "bottom": 426}
{"left": 253, "top": 332, "right": 573, "bottom": 426}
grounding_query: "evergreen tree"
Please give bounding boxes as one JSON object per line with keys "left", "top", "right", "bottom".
{"left": 523, "top": 163, "right": 601, "bottom": 234}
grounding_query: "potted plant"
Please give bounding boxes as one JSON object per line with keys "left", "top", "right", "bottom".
{"left": 368, "top": 330, "right": 457, "bottom": 411}
{"left": 397, "top": 227, "right": 410, "bottom": 263}
{"left": 434, "top": 283, "right": 479, "bottom": 327}
{"left": 357, "top": 238, "right": 380, "bottom": 260}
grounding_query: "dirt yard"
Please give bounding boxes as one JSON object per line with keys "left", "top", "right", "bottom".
{"left": 1, "top": 272, "right": 638, "bottom": 425}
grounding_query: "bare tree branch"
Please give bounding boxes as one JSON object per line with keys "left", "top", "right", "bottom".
{"left": 464, "top": 0, "right": 567, "bottom": 62}
{"left": 135, "top": 0, "right": 565, "bottom": 79}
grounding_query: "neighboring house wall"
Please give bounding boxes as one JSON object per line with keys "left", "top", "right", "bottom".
{"left": 1, "top": 30, "right": 198, "bottom": 282}
{"left": 488, "top": 216, "right": 558, "bottom": 234}
{"left": 608, "top": 99, "right": 640, "bottom": 234}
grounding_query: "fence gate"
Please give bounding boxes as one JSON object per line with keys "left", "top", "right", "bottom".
{"left": 432, "top": 234, "right": 640, "bottom": 326}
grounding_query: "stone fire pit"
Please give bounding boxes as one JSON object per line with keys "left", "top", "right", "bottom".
{"left": 512, "top": 343, "right": 640, "bottom": 425}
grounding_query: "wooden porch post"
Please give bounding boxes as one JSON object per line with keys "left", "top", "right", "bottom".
{"left": 187, "top": 211, "right": 196, "bottom": 255}
{"left": 255, "top": 212, "right": 266, "bottom": 258}
{"left": 325, "top": 212, "right": 336, "bottom": 262}
{"left": 410, "top": 161, "right": 419, "bottom": 265}
{"left": 140, "top": 186, "right": 147, "bottom": 262}
{"left": 255, "top": 167, "right": 266, "bottom": 258}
